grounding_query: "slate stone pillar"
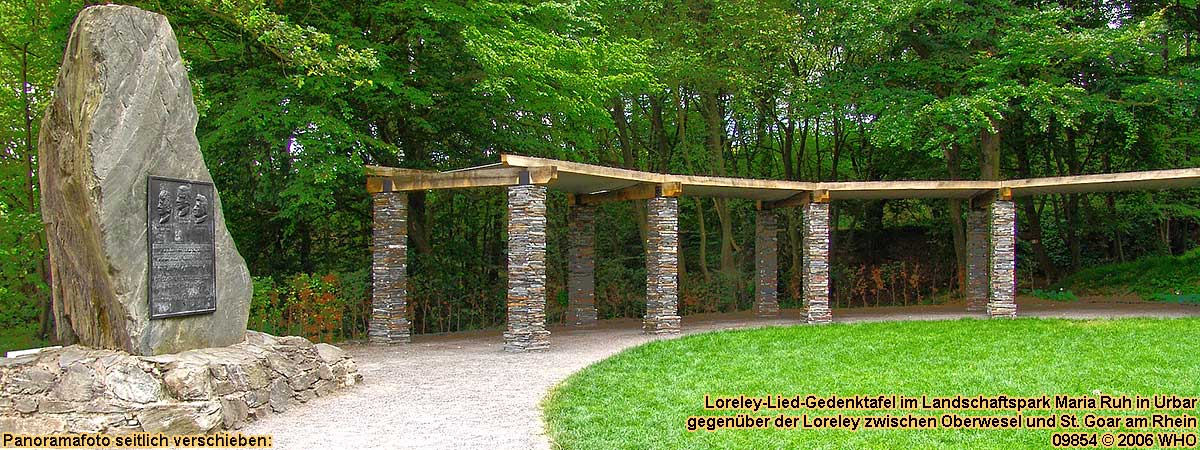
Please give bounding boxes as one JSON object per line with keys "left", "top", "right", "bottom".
{"left": 965, "top": 207, "right": 990, "bottom": 312}
{"left": 370, "top": 192, "right": 410, "bottom": 344}
{"left": 644, "top": 196, "right": 681, "bottom": 334}
{"left": 567, "top": 205, "right": 598, "bottom": 326}
{"left": 505, "top": 184, "right": 550, "bottom": 351}
{"left": 804, "top": 202, "right": 832, "bottom": 324}
{"left": 755, "top": 210, "right": 780, "bottom": 317}
{"left": 987, "top": 199, "right": 1018, "bottom": 318}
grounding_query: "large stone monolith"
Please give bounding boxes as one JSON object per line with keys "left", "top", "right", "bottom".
{"left": 38, "top": 5, "right": 251, "bottom": 355}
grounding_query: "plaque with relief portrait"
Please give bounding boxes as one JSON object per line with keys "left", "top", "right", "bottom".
{"left": 147, "top": 176, "right": 217, "bottom": 318}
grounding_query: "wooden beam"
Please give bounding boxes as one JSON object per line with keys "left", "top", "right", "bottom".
{"left": 968, "top": 187, "right": 1014, "bottom": 208}
{"left": 577, "top": 182, "right": 682, "bottom": 206}
{"left": 365, "top": 165, "right": 436, "bottom": 177}
{"left": 366, "top": 166, "right": 557, "bottom": 193}
{"left": 760, "top": 192, "right": 812, "bottom": 209}
{"left": 1003, "top": 167, "right": 1200, "bottom": 196}
{"left": 366, "top": 177, "right": 390, "bottom": 194}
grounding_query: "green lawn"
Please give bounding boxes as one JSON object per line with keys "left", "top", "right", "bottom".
{"left": 544, "top": 319, "right": 1200, "bottom": 449}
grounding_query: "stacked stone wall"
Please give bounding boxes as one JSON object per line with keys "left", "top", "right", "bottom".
{"left": 644, "top": 197, "right": 681, "bottom": 334}
{"left": 966, "top": 207, "right": 990, "bottom": 312}
{"left": 370, "top": 192, "right": 410, "bottom": 344}
{"left": 0, "top": 332, "right": 359, "bottom": 434}
{"left": 988, "top": 200, "right": 1018, "bottom": 318}
{"left": 567, "top": 206, "right": 598, "bottom": 326}
{"left": 804, "top": 202, "right": 832, "bottom": 324}
{"left": 754, "top": 210, "right": 780, "bottom": 317}
{"left": 504, "top": 185, "right": 550, "bottom": 351}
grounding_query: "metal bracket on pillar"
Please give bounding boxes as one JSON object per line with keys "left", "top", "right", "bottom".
{"left": 761, "top": 190, "right": 828, "bottom": 210}
{"left": 970, "top": 187, "right": 1012, "bottom": 209}
{"left": 366, "top": 177, "right": 395, "bottom": 194}
{"left": 812, "top": 189, "right": 831, "bottom": 203}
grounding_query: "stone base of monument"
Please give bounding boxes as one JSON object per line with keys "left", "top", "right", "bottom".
{"left": 0, "top": 332, "right": 360, "bottom": 434}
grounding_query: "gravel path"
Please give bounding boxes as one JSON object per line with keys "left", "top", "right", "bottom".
{"left": 244, "top": 298, "right": 1200, "bottom": 449}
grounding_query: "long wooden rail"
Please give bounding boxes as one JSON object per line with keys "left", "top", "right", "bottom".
{"left": 366, "top": 155, "right": 1200, "bottom": 201}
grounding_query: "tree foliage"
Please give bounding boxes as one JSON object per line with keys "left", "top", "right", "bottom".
{"left": 1, "top": 0, "right": 1197, "bottom": 342}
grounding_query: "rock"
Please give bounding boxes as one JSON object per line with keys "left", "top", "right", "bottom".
{"left": 52, "top": 364, "right": 96, "bottom": 401}
{"left": 213, "top": 379, "right": 237, "bottom": 396}
{"left": 15, "top": 396, "right": 38, "bottom": 414}
{"left": 268, "top": 379, "right": 293, "bottom": 413}
{"left": 335, "top": 359, "right": 361, "bottom": 385}
{"left": 313, "top": 343, "right": 347, "bottom": 363}
{"left": 78, "top": 400, "right": 125, "bottom": 414}
{"left": 0, "top": 416, "right": 67, "bottom": 434}
{"left": 243, "top": 331, "right": 277, "bottom": 347}
{"left": 208, "top": 363, "right": 228, "bottom": 380}
{"left": 65, "top": 414, "right": 122, "bottom": 433}
{"left": 287, "top": 371, "right": 318, "bottom": 391}
{"left": 276, "top": 336, "right": 314, "bottom": 350}
{"left": 163, "top": 366, "right": 212, "bottom": 400}
{"left": 266, "top": 353, "right": 301, "bottom": 380}
{"left": 38, "top": 399, "right": 75, "bottom": 414}
{"left": 105, "top": 362, "right": 162, "bottom": 403}
{"left": 296, "top": 389, "right": 316, "bottom": 403}
{"left": 313, "top": 380, "right": 337, "bottom": 397}
{"left": 244, "top": 388, "right": 270, "bottom": 408}
{"left": 7, "top": 366, "right": 58, "bottom": 394}
{"left": 220, "top": 396, "right": 249, "bottom": 429}
{"left": 136, "top": 402, "right": 221, "bottom": 434}
{"left": 226, "top": 362, "right": 269, "bottom": 391}
{"left": 38, "top": 4, "right": 251, "bottom": 356}
{"left": 56, "top": 346, "right": 95, "bottom": 368}
{"left": 317, "top": 364, "right": 334, "bottom": 380}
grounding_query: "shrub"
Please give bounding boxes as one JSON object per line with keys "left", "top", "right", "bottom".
{"left": 249, "top": 270, "right": 370, "bottom": 343}
{"left": 1028, "top": 288, "right": 1079, "bottom": 302}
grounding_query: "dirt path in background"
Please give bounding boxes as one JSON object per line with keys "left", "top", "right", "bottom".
{"left": 244, "top": 298, "right": 1199, "bottom": 450}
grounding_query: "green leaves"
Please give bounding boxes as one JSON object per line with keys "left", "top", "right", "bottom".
{"left": 184, "top": 0, "right": 379, "bottom": 79}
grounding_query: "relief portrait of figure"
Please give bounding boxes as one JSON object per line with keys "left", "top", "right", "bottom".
{"left": 192, "top": 194, "right": 209, "bottom": 224}
{"left": 175, "top": 184, "right": 192, "bottom": 219}
{"left": 156, "top": 188, "right": 172, "bottom": 224}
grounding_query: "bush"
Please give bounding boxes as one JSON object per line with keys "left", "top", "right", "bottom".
{"left": 1055, "top": 248, "right": 1200, "bottom": 299}
{"left": 1028, "top": 288, "right": 1079, "bottom": 302}
{"left": 249, "top": 270, "right": 370, "bottom": 343}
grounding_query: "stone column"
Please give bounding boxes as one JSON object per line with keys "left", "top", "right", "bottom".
{"left": 644, "top": 196, "right": 681, "bottom": 334}
{"left": 505, "top": 184, "right": 550, "bottom": 351}
{"left": 987, "top": 199, "right": 1018, "bottom": 318}
{"left": 965, "top": 206, "right": 990, "bottom": 312}
{"left": 755, "top": 209, "right": 780, "bottom": 317}
{"left": 804, "top": 202, "right": 832, "bottom": 324}
{"left": 370, "top": 192, "right": 410, "bottom": 344}
{"left": 567, "top": 204, "right": 598, "bottom": 326}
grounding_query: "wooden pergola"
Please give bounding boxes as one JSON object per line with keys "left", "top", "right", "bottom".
{"left": 364, "top": 155, "right": 1200, "bottom": 351}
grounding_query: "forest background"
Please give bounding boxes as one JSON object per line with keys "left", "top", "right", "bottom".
{"left": 2, "top": 0, "right": 1198, "bottom": 347}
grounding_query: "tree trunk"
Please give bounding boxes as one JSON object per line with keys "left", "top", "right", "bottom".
{"left": 22, "top": 43, "right": 52, "bottom": 337}
{"left": 695, "top": 198, "right": 711, "bottom": 282}
{"left": 1064, "top": 129, "right": 1082, "bottom": 272}
{"left": 780, "top": 117, "right": 795, "bottom": 180}
{"left": 1014, "top": 142, "right": 1058, "bottom": 281}
{"left": 699, "top": 91, "right": 738, "bottom": 274}
{"left": 979, "top": 119, "right": 1001, "bottom": 181}
{"left": 945, "top": 142, "right": 967, "bottom": 295}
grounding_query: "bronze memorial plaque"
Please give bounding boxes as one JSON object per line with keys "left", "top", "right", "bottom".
{"left": 147, "top": 176, "right": 217, "bottom": 318}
